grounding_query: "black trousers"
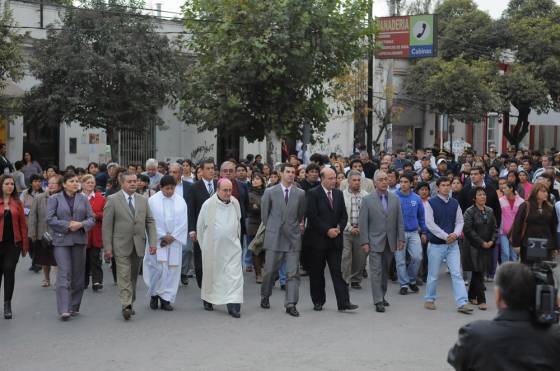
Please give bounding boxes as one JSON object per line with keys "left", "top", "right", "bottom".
{"left": 111, "top": 257, "right": 117, "bottom": 283}
{"left": 468, "top": 271, "right": 486, "bottom": 304}
{"left": 308, "top": 246, "right": 349, "bottom": 308}
{"left": 85, "top": 248, "right": 103, "bottom": 286}
{"left": 0, "top": 242, "right": 20, "bottom": 302}
{"left": 193, "top": 242, "right": 203, "bottom": 288}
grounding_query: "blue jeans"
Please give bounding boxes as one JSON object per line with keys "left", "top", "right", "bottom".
{"left": 244, "top": 236, "right": 254, "bottom": 267}
{"left": 278, "top": 259, "right": 287, "bottom": 285}
{"left": 500, "top": 234, "right": 518, "bottom": 262}
{"left": 424, "top": 241, "right": 468, "bottom": 307}
{"left": 394, "top": 231, "right": 422, "bottom": 287}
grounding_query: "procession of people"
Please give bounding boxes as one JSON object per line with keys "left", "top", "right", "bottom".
{"left": 0, "top": 145, "right": 559, "bottom": 321}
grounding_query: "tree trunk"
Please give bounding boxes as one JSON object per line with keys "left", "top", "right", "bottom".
{"left": 265, "top": 130, "right": 281, "bottom": 166}
{"left": 106, "top": 127, "right": 119, "bottom": 163}
{"left": 503, "top": 107, "right": 531, "bottom": 151}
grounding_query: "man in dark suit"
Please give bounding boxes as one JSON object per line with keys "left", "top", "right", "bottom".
{"left": 0, "top": 143, "right": 13, "bottom": 175}
{"left": 448, "top": 262, "right": 560, "bottom": 370}
{"left": 187, "top": 159, "right": 217, "bottom": 297}
{"left": 168, "top": 163, "right": 193, "bottom": 285}
{"left": 305, "top": 167, "right": 358, "bottom": 312}
{"left": 460, "top": 166, "right": 501, "bottom": 222}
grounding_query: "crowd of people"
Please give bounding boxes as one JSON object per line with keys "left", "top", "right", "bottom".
{"left": 0, "top": 142, "right": 559, "bottom": 322}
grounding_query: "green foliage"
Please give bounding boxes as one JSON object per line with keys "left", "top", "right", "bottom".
{"left": 0, "top": 7, "right": 25, "bottom": 90}
{"left": 24, "top": 0, "right": 179, "bottom": 154}
{"left": 0, "top": 7, "right": 26, "bottom": 118}
{"left": 179, "top": 0, "right": 372, "bottom": 143}
{"left": 404, "top": 57, "right": 499, "bottom": 122}
{"left": 435, "top": 0, "right": 498, "bottom": 61}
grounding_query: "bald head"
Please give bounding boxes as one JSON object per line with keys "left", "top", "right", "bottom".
{"left": 168, "top": 163, "right": 182, "bottom": 182}
{"left": 217, "top": 178, "right": 233, "bottom": 201}
{"left": 320, "top": 167, "right": 337, "bottom": 191}
{"left": 220, "top": 161, "right": 236, "bottom": 181}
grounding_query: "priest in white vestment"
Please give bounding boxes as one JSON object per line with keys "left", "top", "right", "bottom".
{"left": 143, "top": 175, "right": 188, "bottom": 311}
{"left": 197, "top": 178, "right": 243, "bottom": 318}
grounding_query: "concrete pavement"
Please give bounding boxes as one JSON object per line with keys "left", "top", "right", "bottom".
{"left": 0, "top": 259, "right": 494, "bottom": 371}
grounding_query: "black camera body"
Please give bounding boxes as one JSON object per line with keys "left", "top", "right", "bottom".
{"left": 526, "top": 238, "right": 559, "bottom": 325}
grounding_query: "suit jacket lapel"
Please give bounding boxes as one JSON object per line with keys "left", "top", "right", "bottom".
{"left": 118, "top": 192, "right": 135, "bottom": 221}
{"left": 373, "top": 191, "right": 387, "bottom": 215}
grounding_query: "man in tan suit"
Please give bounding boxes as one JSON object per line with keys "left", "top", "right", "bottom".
{"left": 103, "top": 172, "right": 157, "bottom": 320}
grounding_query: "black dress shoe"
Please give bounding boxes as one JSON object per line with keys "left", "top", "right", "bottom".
{"left": 160, "top": 298, "right": 174, "bottom": 311}
{"left": 280, "top": 284, "right": 286, "bottom": 291}
{"left": 286, "top": 306, "right": 299, "bottom": 317}
{"left": 131, "top": 308, "right": 136, "bottom": 315}
{"left": 227, "top": 304, "right": 241, "bottom": 318}
{"left": 122, "top": 306, "right": 132, "bottom": 320}
{"left": 150, "top": 296, "right": 159, "bottom": 310}
{"left": 181, "top": 275, "right": 189, "bottom": 286}
{"left": 351, "top": 282, "right": 362, "bottom": 290}
{"left": 399, "top": 287, "right": 408, "bottom": 295}
{"left": 203, "top": 300, "right": 214, "bottom": 311}
{"left": 260, "top": 297, "right": 270, "bottom": 309}
{"left": 383, "top": 300, "right": 390, "bottom": 307}
{"left": 339, "top": 303, "right": 359, "bottom": 311}
{"left": 375, "top": 303, "right": 385, "bottom": 313}
{"left": 409, "top": 283, "right": 419, "bottom": 293}
{"left": 313, "top": 303, "right": 323, "bottom": 311}
{"left": 4, "top": 301, "right": 12, "bottom": 319}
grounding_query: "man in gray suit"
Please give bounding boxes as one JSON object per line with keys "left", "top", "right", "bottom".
{"left": 359, "top": 170, "right": 405, "bottom": 313}
{"left": 260, "top": 163, "right": 306, "bottom": 317}
{"left": 102, "top": 172, "right": 157, "bottom": 320}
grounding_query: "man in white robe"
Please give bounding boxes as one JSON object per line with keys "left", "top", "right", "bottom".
{"left": 143, "top": 175, "right": 188, "bottom": 311}
{"left": 197, "top": 178, "right": 243, "bottom": 318}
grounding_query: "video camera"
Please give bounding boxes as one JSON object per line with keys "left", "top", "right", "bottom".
{"left": 526, "top": 238, "right": 559, "bottom": 325}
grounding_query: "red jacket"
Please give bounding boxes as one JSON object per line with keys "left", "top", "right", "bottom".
{"left": 0, "top": 197, "right": 29, "bottom": 252}
{"left": 87, "top": 192, "right": 105, "bottom": 249}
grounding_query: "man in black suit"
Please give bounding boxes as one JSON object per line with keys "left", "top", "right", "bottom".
{"left": 448, "top": 262, "right": 560, "bottom": 370}
{"left": 168, "top": 163, "right": 193, "bottom": 285}
{"left": 187, "top": 159, "right": 217, "bottom": 297}
{"left": 305, "top": 167, "right": 358, "bottom": 312}
{"left": 460, "top": 166, "right": 501, "bottom": 222}
{"left": 0, "top": 143, "right": 13, "bottom": 175}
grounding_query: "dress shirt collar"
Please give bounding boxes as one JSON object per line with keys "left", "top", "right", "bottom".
{"left": 436, "top": 193, "right": 451, "bottom": 203}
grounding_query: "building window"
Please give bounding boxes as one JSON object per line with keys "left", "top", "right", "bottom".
{"left": 487, "top": 117, "right": 497, "bottom": 153}
{"left": 69, "top": 137, "right": 77, "bottom": 154}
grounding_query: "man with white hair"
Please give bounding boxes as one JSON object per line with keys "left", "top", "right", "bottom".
{"left": 143, "top": 158, "right": 163, "bottom": 190}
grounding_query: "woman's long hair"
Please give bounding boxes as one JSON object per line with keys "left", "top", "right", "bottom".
{"left": 0, "top": 175, "right": 20, "bottom": 201}
{"left": 527, "top": 182, "right": 552, "bottom": 210}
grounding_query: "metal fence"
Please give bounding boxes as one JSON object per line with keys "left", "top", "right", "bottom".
{"left": 118, "top": 124, "right": 156, "bottom": 167}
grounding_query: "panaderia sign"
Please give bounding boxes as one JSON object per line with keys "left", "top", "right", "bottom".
{"left": 376, "top": 15, "right": 437, "bottom": 59}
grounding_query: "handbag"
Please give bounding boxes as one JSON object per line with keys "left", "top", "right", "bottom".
{"left": 41, "top": 231, "right": 54, "bottom": 250}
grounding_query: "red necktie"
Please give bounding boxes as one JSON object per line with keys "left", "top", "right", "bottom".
{"left": 327, "top": 191, "right": 333, "bottom": 209}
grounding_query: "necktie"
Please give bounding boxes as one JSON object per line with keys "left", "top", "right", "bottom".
{"left": 284, "top": 188, "right": 289, "bottom": 204}
{"left": 381, "top": 194, "right": 388, "bottom": 212}
{"left": 207, "top": 182, "right": 214, "bottom": 195}
{"left": 128, "top": 196, "right": 135, "bottom": 216}
{"left": 327, "top": 191, "right": 334, "bottom": 209}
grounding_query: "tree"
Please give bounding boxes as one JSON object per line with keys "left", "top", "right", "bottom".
{"left": 0, "top": 6, "right": 26, "bottom": 118}
{"left": 498, "top": 0, "right": 560, "bottom": 149}
{"left": 180, "top": 0, "right": 371, "bottom": 164}
{"left": 404, "top": 57, "right": 499, "bottom": 124}
{"left": 24, "top": 0, "right": 180, "bottom": 160}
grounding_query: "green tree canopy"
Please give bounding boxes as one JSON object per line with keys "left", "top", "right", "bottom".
{"left": 24, "top": 0, "right": 180, "bottom": 159}
{"left": 179, "top": 0, "right": 371, "bottom": 161}
{"left": 0, "top": 7, "right": 26, "bottom": 117}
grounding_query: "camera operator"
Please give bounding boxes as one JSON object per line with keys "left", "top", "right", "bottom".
{"left": 448, "top": 262, "right": 560, "bottom": 371}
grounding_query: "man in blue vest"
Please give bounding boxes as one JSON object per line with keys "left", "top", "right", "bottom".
{"left": 423, "top": 176, "right": 473, "bottom": 314}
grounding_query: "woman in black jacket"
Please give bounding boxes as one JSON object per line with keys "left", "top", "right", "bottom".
{"left": 462, "top": 186, "right": 497, "bottom": 310}
{"left": 246, "top": 173, "right": 266, "bottom": 283}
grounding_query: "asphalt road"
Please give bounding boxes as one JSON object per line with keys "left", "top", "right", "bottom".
{"left": 0, "top": 259, "right": 494, "bottom": 371}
